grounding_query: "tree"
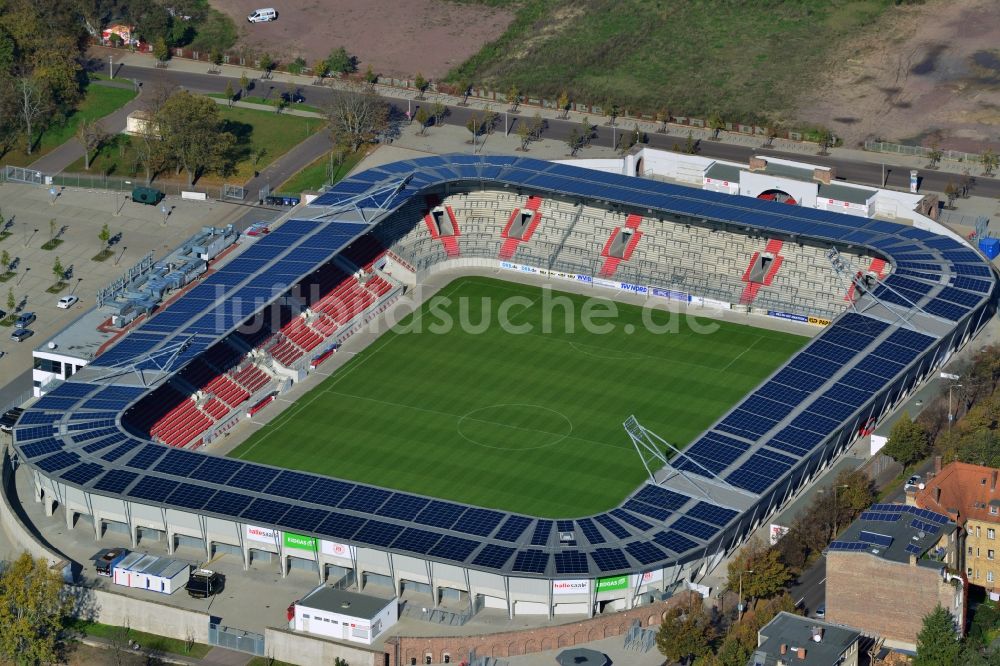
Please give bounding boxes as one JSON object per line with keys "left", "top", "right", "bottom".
{"left": 259, "top": 53, "right": 273, "bottom": 76}
{"left": 726, "top": 539, "right": 791, "bottom": 603}
{"left": 51, "top": 256, "right": 64, "bottom": 284}
{"left": 579, "top": 116, "right": 592, "bottom": 147}
{"left": 608, "top": 103, "right": 620, "bottom": 126}
{"left": 928, "top": 142, "right": 943, "bottom": 168}
{"left": 364, "top": 65, "right": 378, "bottom": 89}
{"left": 566, "top": 128, "right": 582, "bottom": 156}
{"left": 655, "top": 108, "right": 669, "bottom": 133}
{"left": 765, "top": 120, "right": 781, "bottom": 148}
{"left": 431, "top": 102, "right": 447, "bottom": 129}
{"left": 944, "top": 181, "right": 958, "bottom": 209}
{"left": 557, "top": 90, "right": 570, "bottom": 119}
{"left": 465, "top": 113, "right": 480, "bottom": 145}
{"left": 685, "top": 130, "right": 697, "bottom": 154}
{"left": 224, "top": 81, "right": 234, "bottom": 107}
{"left": 482, "top": 107, "right": 499, "bottom": 136}
{"left": 312, "top": 59, "right": 328, "bottom": 81}
{"left": 14, "top": 76, "right": 46, "bottom": 155}
{"left": 883, "top": 412, "right": 930, "bottom": 467}
{"left": 326, "top": 47, "right": 354, "bottom": 75}
{"left": 48, "top": 218, "right": 55, "bottom": 242}
{"left": 98, "top": 223, "right": 111, "bottom": 250}
{"left": 981, "top": 148, "right": 998, "bottom": 177}
{"left": 76, "top": 119, "right": 107, "bottom": 170}
{"left": 239, "top": 72, "right": 250, "bottom": 96}
{"left": 707, "top": 111, "right": 725, "bottom": 140}
{"left": 152, "top": 36, "right": 169, "bottom": 64}
{"left": 414, "top": 72, "right": 429, "bottom": 100}
{"left": 210, "top": 47, "right": 223, "bottom": 69}
{"left": 323, "top": 83, "right": 389, "bottom": 152}
{"left": 414, "top": 107, "right": 429, "bottom": 135}
{"left": 157, "top": 91, "right": 236, "bottom": 186}
{"left": 914, "top": 605, "right": 960, "bottom": 666}
{"left": 0, "top": 552, "right": 73, "bottom": 664}
{"left": 507, "top": 85, "right": 520, "bottom": 112}
{"left": 655, "top": 599, "right": 716, "bottom": 665}
{"left": 0, "top": 249, "right": 9, "bottom": 274}
{"left": 6, "top": 287, "right": 14, "bottom": 315}
{"left": 816, "top": 126, "right": 834, "bottom": 155}
{"left": 516, "top": 120, "right": 531, "bottom": 151}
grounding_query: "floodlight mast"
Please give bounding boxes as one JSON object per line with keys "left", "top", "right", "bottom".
{"left": 308, "top": 173, "right": 414, "bottom": 223}
{"left": 88, "top": 334, "right": 197, "bottom": 387}
{"left": 623, "top": 415, "right": 751, "bottom": 500}
{"left": 824, "top": 247, "right": 930, "bottom": 331}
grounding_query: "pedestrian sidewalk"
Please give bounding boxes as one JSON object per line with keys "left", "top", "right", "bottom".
{"left": 209, "top": 96, "right": 323, "bottom": 119}
{"left": 103, "top": 47, "right": 978, "bottom": 178}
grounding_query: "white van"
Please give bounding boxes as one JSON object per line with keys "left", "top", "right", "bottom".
{"left": 247, "top": 8, "right": 277, "bottom": 23}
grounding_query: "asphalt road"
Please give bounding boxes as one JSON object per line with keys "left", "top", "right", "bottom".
{"left": 114, "top": 64, "right": 1000, "bottom": 198}
{"left": 789, "top": 555, "right": 827, "bottom": 618}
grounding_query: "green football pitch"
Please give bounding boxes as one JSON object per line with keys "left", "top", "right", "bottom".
{"left": 229, "top": 277, "right": 806, "bottom": 517}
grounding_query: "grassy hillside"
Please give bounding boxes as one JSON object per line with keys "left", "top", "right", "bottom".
{"left": 446, "top": 0, "right": 907, "bottom": 122}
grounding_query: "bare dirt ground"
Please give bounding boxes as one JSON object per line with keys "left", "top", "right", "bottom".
{"left": 210, "top": 0, "right": 513, "bottom": 80}
{"left": 797, "top": 0, "right": 1000, "bottom": 152}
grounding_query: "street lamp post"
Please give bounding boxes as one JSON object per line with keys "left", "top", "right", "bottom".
{"left": 48, "top": 187, "right": 57, "bottom": 205}
{"left": 738, "top": 568, "right": 754, "bottom": 623}
{"left": 941, "top": 372, "right": 962, "bottom": 433}
{"left": 160, "top": 204, "right": 169, "bottom": 225}
{"left": 115, "top": 246, "right": 127, "bottom": 266}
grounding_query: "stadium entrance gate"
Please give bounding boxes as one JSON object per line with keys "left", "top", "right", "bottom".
{"left": 208, "top": 622, "right": 265, "bottom": 656}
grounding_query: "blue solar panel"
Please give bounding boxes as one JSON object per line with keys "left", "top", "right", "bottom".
{"left": 625, "top": 540, "right": 667, "bottom": 565}
{"left": 61, "top": 462, "right": 104, "bottom": 485}
{"left": 554, "top": 550, "right": 589, "bottom": 575}
{"left": 20, "top": 438, "right": 62, "bottom": 459}
{"left": 376, "top": 494, "right": 429, "bottom": 521}
{"left": 93, "top": 469, "right": 138, "bottom": 494}
{"left": 36, "top": 451, "right": 80, "bottom": 472}
{"left": 165, "top": 483, "right": 216, "bottom": 510}
{"left": 265, "top": 470, "right": 319, "bottom": 500}
{"left": 624, "top": 499, "right": 672, "bottom": 521}
{"left": 910, "top": 518, "right": 940, "bottom": 534}
{"left": 429, "top": 535, "right": 479, "bottom": 562}
{"left": 670, "top": 516, "right": 719, "bottom": 541}
{"left": 453, "top": 507, "right": 504, "bottom": 537}
{"left": 204, "top": 489, "right": 254, "bottom": 516}
{"left": 590, "top": 548, "right": 629, "bottom": 572}
{"left": 392, "top": 528, "right": 441, "bottom": 555}
{"left": 594, "top": 513, "right": 631, "bottom": 539}
{"left": 530, "top": 520, "right": 553, "bottom": 546}
{"left": 860, "top": 511, "right": 902, "bottom": 522}
{"left": 495, "top": 515, "right": 532, "bottom": 542}
{"left": 611, "top": 508, "right": 652, "bottom": 531}
{"left": 126, "top": 444, "right": 165, "bottom": 470}
{"left": 634, "top": 485, "right": 689, "bottom": 510}
{"left": 316, "top": 512, "right": 365, "bottom": 540}
{"left": 686, "top": 502, "right": 738, "bottom": 527}
{"left": 512, "top": 549, "right": 549, "bottom": 574}
{"left": 190, "top": 457, "right": 243, "bottom": 484}
{"left": 858, "top": 530, "right": 893, "bottom": 547}
{"left": 414, "top": 500, "right": 467, "bottom": 529}
{"left": 339, "top": 485, "right": 391, "bottom": 513}
{"left": 905, "top": 543, "right": 924, "bottom": 555}
{"left": 353, "top": 520, "right": 402, "bottom": 547}
{"left": 228, "top": 465, "right": 279, "bottom": 492}
{"left": 154, "top": 449, "right": 204, "bottom": 477}
{"left": 828, "top": 541, "right": 867, "bottom": 552}
{"left": 576, "top": 518, "right": 606, "bottom": 545}
{"left": 127, "top": 475, "right": 178, "bottom": 502}
{"left": 472, "top": 544, "right": 515, "bottom": 569}
{"left": 281, "top": 506, "right": 328, "bottom": 533}
{"left": 301, "top": 478, "right": 355, "bottom": 507}
{"left": 653, "top": 531, "right": 698, "bottom": 554}
{"left": 242, "top": 498, "right": 293, "bottom": 524}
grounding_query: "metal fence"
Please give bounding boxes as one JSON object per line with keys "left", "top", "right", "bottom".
{"left": 864, "top": 140, "right": 984, "bottom": 165}
{"left": 222, "top": 183, "right": 246, "bottom": 201}
{"left": 3, "top": 165, "right": 45, "bottom": 186}
{"left": 208, "top": 623, "right": 265, "bottom": 656}
{"left": 46, "top": 172, "right": 220, "bottom": 198}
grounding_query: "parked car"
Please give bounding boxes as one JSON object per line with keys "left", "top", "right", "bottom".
{"left": 10, "top": 328, "right": 33, "bottom": 342}
{"left": 0, "top": 407, "right": 24, "bottom": 432}
{"left": 906, "top": 474, "right": 921, "bottom": 487}
{"left": 246, "top": 222, "right": 271, "bottom": 237}
{"left": 57, "top": 295, "right": 79, "bottom": 309}
{"left": 14, "top": 312, "right": 35, "bottom": 327}
{"left": 814, "top": 604, "right": 826, "bottom": 619}
{"left": 247, "top": 7, "right": 277, "bottom": 22}
{"left": 185, "top": 569, "right": 225, "bottom": 598}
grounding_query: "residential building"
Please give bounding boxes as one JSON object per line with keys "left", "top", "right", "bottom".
{"left": 748, "top": 611, "right": 862, "bottom": 666}
{"left": 824, "top": 503, "right": 964, "bottom": 651}
{"left": 912, "top": 460, "right": 1000, "bottom": 594}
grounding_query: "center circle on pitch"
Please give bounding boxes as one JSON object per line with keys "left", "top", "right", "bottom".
{"left": 457, "top": 403, "right": 573, "bottom": 451}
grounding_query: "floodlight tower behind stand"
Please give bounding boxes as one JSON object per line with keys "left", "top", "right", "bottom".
{"left": 624, "top": 415, "right": 726, "bottom": 499}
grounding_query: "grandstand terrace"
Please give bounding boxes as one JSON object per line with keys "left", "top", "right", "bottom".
{"left": 11, "top": 155, "right": 997, "bottom": 617}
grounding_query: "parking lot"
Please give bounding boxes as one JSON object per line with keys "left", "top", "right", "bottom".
{"left": 0, "top": 182, "right": 263, "bottom": 408}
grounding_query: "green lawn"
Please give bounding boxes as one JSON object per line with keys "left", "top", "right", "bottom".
{"left": 0, "top": 84, "right": 137, "bottom": 166}
{"left": 278, "top": 149, "right": 365, "bottom": 194}
{"left": 69, "top": 620, "right": 212, "bottom": 659}
{"left": 71, "top": 103, "right": 324, "bottom": 184}
{"left": 230, "top": 277, "right": 805, "bottom": 517}
{"left": 448, "top": 0, "right": 901, "bottom": 121}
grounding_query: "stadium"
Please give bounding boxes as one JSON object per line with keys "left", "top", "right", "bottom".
{"left": 12, "top": 154, "right": 998, "bottom": 621}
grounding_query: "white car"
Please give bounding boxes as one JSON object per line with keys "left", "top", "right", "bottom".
{"left": 57, "top": 295, "right": 79, "bottom": 309}
{"left": 247, "top": 8, "right": 277, "bottom": 22}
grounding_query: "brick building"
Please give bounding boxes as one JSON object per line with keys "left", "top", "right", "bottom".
{"left": 824, "top": 503, "right": 964, "bottom": 651}
{"left": 911, "top": 460, "right": 1000, "bottom": 593}
{"left": 749, "top": 612, "right": 862, "bottom": 666}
